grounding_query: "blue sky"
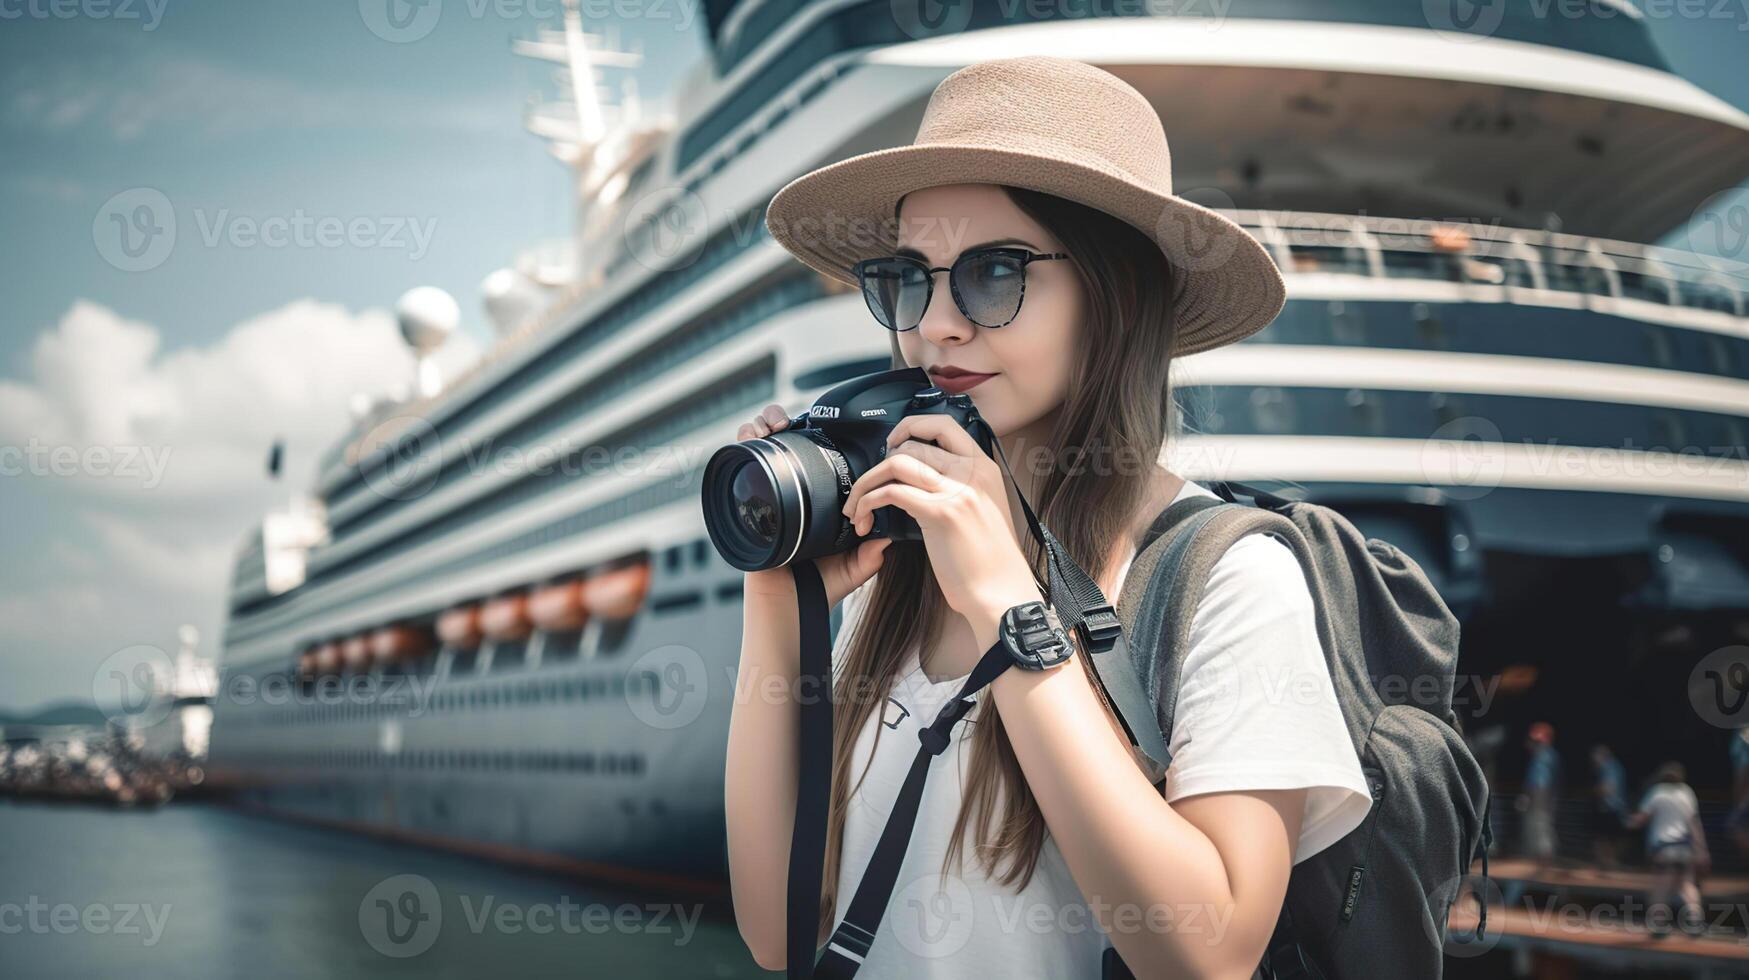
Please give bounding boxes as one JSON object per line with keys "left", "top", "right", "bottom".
{"left": 0, "top": 1, "right": 1745, "bottom": 713}
{"left": 0, "top": 0, "right": 708, "bottom": 713}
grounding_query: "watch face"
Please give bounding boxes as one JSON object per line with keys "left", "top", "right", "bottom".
{"left": 1001, "top": 601, "right": 1074, "bottom": 670}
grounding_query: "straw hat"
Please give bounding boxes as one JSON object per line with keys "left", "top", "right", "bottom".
{"left": 764, "top": 55, "right": 1286, "bottom": 356}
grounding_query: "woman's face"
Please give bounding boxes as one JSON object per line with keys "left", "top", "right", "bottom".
{"left": 889, "top": 184, "right": 1084, "bottom": 439}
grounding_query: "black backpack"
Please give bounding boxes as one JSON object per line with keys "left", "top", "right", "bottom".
{"left": 1106, "top": 481, "right": 1495, "bottom": 979}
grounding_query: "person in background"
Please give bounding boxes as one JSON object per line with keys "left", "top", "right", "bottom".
{"left": 1627, "top": 761, "right": 1710, "bottom": 938}
{"left": 1590, "top": 744, "right": 1630, "bottom": 869}
{"left": 1727, "top": 726, "right": 1749, "bottom": 856}
{"left": 1518, "top": 722, "right": 1560, "bottom": 863}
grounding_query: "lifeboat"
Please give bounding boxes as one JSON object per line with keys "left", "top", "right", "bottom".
{"left": 529, "top": 578, "right": 589, "bottom": 631}
{"left": 341, "top": 635, "right": 372, "bottom": 671}
{"left": 297, "top": 648, "right": 318, "bottom": 676}
{"left": 480, "top": 592, "right": 533, "bottom": 641}
{"left": 436, "top": 604, "right": 483, "bottom": 648}
{"left": 371, "top": 625, "right": 432, "bottom": 665}
{"left": 582, "top": 560, "right": 650, "bottom": 621}
{"left": 314, "top": 641, "right": 342, "bottom": 674}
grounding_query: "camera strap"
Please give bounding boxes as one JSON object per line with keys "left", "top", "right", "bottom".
{"left": 975, "top": 422, "right": 1170, "bottom": 771}
{"left": 782, "top": 423, "right": 1171, "bottom": 979}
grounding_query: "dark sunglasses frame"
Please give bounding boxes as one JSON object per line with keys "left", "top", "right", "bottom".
{"left": 853, "top": 246, "right": 1070, "bottom": 332}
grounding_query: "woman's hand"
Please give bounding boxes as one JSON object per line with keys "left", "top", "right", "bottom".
{"left": 841, "top": 414, "right": 1042, "bottom": 624}
{"left": 736, "top": 403, "right": 892, "bottom": 607}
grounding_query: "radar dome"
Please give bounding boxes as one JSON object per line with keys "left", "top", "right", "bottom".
{"left": 481, "top": 268, "right": 547, "bottom": 338}
{"left": 395, "top": 286, "right": 459, "bottom": 354}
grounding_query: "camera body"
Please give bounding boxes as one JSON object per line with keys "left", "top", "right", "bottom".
{"left": 701, "top": 366, "right": 994, "bottom": 571}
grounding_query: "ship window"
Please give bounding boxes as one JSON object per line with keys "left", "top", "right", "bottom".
{"left": 1248, "top": 387, "right": 1296, "bottom": 434}
{"left": 1380, "top": 247, "right": 1437, "bottom": 280}
{"left": 1704, "top": 334, "right": 1737, "bottom": 376}
{"left": 652, "top": 591, "right": 704, "bottom": 615}
{"left": 490, "top": 639, "right": 528, "bottom": 673}
{"left": 665, "top": 545, "right": 684, "bottom": 571}
{"left": 1412, "top": 304, "right": 1446, "bottom": 350}
{"left": 448, "top": 648, "right": 478, "bottom": 677}
{"left": 1619, "top": 269, "right": 1675, "bottom": 305}
{"left": 1684, "top": 283, "right": 1741, "bottom": 317}
{"left": 1651, "top": 411, "right": 1686, "bottom": 451}
{"left": 1329, "top": 301, "right": 1365, "bottom": 345}
{"left": 544, "top": 629, "right": 583, "bottom": 663}
{"left": 693, "top": 539, "right": 710, "bottom": 566}
{"left": 1429, "top": 392, "right": 1465, "bottom": 429}
{"left": 1345, "top": 389, "right": 1385, "bottom": 436}
{"left": 1642, "top": 325, "right": 1677, "bottom": 369}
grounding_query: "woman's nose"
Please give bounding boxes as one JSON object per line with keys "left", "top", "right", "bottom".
{"left": 916, "top": 285, "right": 973, "bottom": 346}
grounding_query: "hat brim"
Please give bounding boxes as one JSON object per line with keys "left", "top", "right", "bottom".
{"left": 764, "top": 142, "right": 1286, "bottom": 357}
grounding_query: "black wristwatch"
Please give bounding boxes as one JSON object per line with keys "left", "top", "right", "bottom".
{"left": 998, "top": 600, "right": 1076, "bottom": 670}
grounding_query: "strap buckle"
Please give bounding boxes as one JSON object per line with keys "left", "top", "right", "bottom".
{"left": 918, "top": 696, "right": 976, "bottom": 756}
{"left": 1078, "top": 604, "right": 1122, "bottom": 654}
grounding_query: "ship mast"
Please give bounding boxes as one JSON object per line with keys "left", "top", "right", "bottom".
{"left": 513, "top": 0, "right": 665, "bottom": 293}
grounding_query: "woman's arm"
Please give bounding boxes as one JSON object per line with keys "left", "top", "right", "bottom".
{"left": 967, "top": 593, "right": 1304, "bottom": 979}
{"left": 722, "top": 402, "right": 890, "bottom": 970}
{"left": 725, "top": 585, "right": 805, "bottom": 971}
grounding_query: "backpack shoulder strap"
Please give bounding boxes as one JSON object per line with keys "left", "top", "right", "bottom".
{"left": 1119, "top": 498, "right": 1305, "bottom": 747}
{"left": 1119, "top": 494, "right": 1225, "bottom": 623}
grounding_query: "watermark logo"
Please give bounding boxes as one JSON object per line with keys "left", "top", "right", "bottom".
{"left": 93, "top": 644, "right": 176, "bottom": 727}
{"left": 0, "top": 439, "right": 173, "bottom": 488}
{"left": 359, "top": 0, "right": 443, "bottom": 42}
{"left": 622, "top": 186, "right": 710, "bottom": 273}
{"left": 890, "top": 0, "right": 975, "bottom": 39}
{"left": 359, "top": 415, "right": 444, "bottom": 502}
{"left": 1419, "top": 415, "right": 1506, "bottom": 500}
{"left": 890, "top": 872, "right": 976, "bottom": 959}
{"left": 1422, "top": 0, "right": 1507, "bottom": 42}
{"left": 1156, "top": 187, "right": 1242, "bottom": 274}
{"left": 94, "top": 188, "right": 176, "bottom": 273}
{"left": 626, "top": 644, "right": 708, "bottom": 730}
{"left": 0, "top": 898, "right": 172, "bottom": 946}
{"left": 1434, "top": 867, "right": 1505, "bottom": 957}
{"left": 359, "top": 874, "right": 443, "bottom": 957}
{"left": 1686, "top": 188, "right": 1749, "bottom": 266}
{"left": 1689, "top": 645, "right": 1749, "bottom": 729}
{"left": 0, "top": 0, "right": 169, "bottom": 30}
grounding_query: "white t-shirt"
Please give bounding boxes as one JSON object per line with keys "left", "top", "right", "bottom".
{"left": 826, "top": 478, "right": 1374, "bottom": 978}
{"left": 1637, "top": 783, "right": 1700, "bottom": 850}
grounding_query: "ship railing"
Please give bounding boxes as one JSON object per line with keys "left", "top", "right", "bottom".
{"left": 1238, "top": 209, "right": 1749, "bottom": 319}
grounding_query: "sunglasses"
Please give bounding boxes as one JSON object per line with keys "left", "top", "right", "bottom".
{"left": 853, "top": 246, "right": 1070, "bottom": 332}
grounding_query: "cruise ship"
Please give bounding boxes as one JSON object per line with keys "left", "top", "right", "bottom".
{"left": 209, "top": 0, "right": 1749, "bottom": 964}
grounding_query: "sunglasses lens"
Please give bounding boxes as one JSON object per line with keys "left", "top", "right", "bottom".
{"left": 858, "top": 258, "right": 929, "bottom": 331}
{"left": 953, "top": 251, "right": 1027, "bottom": 327}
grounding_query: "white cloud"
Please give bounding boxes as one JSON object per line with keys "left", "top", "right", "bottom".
{"left": 0, "top": 297, "right": 483, "bottom": 711}
{"left": 0, "top": 298, "right": 481, "bottom": 498}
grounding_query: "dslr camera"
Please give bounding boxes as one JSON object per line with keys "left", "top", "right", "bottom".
{"left": 701, "top": 366, "right": 994, "bottom": 571}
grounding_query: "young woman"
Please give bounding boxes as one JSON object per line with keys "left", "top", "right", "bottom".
{"left": 725, "top": 56, "right": 1373, "bottom": 978}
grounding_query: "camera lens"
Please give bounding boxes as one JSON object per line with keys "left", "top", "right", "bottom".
{"left": 701, "top": 429, "right": 856, "bottom": 571}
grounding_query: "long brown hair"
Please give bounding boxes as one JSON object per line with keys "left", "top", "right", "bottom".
{"left": 817, "top": 185, "right": 1183, "bottom": 937}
